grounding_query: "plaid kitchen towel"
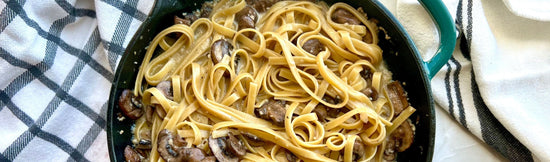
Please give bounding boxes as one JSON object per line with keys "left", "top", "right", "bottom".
{"left": 0, "top": 0, "right": 153, "bottom": 161}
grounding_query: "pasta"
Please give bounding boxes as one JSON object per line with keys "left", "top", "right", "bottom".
{"left": 119, "top": 0, "right": 416, "bottom": 162}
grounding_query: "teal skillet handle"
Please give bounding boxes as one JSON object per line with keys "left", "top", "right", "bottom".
{"left": 418, "top": 0, "right": 457, "bottom": 79}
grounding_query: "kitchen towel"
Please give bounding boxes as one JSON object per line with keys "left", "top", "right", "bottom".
{"left": 386, "top": 0, "right": 550, "bottom": 161}
{"left": 1, "top": 0, "right": 549, "bottom": 161}
{"left": 0, "top": 0, "right": 153, "bottom": 161}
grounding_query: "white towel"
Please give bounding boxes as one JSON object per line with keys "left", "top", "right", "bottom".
{"left": 382, "top": 0, "right": 550, "bottom": 161}
{"left": 0, "top": 0, "right": 153, "bottom": 161}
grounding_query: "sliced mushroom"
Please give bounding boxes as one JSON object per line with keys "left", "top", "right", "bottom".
{"left": 302, "top": 39, "right": 324, "bottom": 55}
{"left": 363, "top": 28, "right": 373, "bottom": 44}
{"left": 331, "top": 8, "right": 361, "bottom": 25}
{"left": 338, "top": 138, "right": 365, "bottom": 161}
{"left": 360, "top": 87, "right": 378, "bottom": 101}
{"left": 201, "top": 156, "right": 217, "bottom": 162}
{"left": 241, "top": 132, "right": 264, "bottom": 147}
{"left": 124, "top": 145, "right": 142, "bottom": 162}
{"left": 386, "top": 81, "right": 409, "bottom": 117}
{"left": 209, "top": 136, "right": 238, "bottom": 162}
{"left": 394, "top": 120, "right": 414, "bottom": 152}
{"left": 155, "top": 104, "right": 167, "bottom": 119}
{"left": 157, "top": 129, "right": 187, "bottom": 161}
{"left": 285, "top": 149, "right": 298, "bottom": 162}
{"left": 254, "top": 103, "right": 269, "bottom": 119}
{"left": 118, "top": 89, "right": 143, "bottom": 120}
{"left": 323, "top": 96, "right": 343, "bottom": 118}
{"left": 226, "top": 133, "right": 247, "bottom": 157}
{"left": 246, "top": 0, "right": 278, "bottom": 13}
{"left": 352, "top": 138, "right": 365, "bottom": 161}
{"left": 174, "top": 14, "right": 198, "bottom": 26}
{"left": 384, "top": 120, "right": 414, "bottom": 161}
{"left": 182, "top": 147, "right": 208, "bottom": 162}
{"left": 254, "top": 99, "right": 286, "bottom": 127}
{"left": 135, "top": 139, "right": 152, "bottom": 150}
{"left": 145, "top": 104, "right": 167, "bottom": 121}
{"left": 383, "top": 139, "right": 397, "bottom": 161}
{"left": 211, "top": 39, "right": 233, "bottom": 65}
{"left": 136, "top": 127, "right": 152, "bottom": 149}
{"left": 156, "top": 80, "right": 173, "bottom": 100}
{"left": 359, "top": 69, "right": 378, "bottom": 100}
{"left": 360, "top": 68, "right": 372, "bottom": 81}
{"left": 312, "top": 104, "right": 328, "bottom": 122}
{"left": 171, "top": 14, "right": 198, "bottom": 39}
{"left": 236, "top": 6, "right": 258, "bottom": 38}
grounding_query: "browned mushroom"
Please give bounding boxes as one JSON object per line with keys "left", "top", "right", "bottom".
{"left": 208, "top": 132, "right": 248, "bottom": 162}
{"left": 135, "top": 126, "right": 152, "bottom": 150}
{"left": 360, "top": 68, "right": 372, "bottom": 80}
{"left": 156, "top": 80, "right": 173, "bottom": 100}
{"left": 211, "top": 39, "right": 233, "bottom": 65}
{"left": 171, "top": 14, "right": 199, "bottom": 39}
{"left": 246, "top": 0, "right": 278, "bottom": 13}
{"left": 312, "top": 104, "right": 328, "bottom": 122}
{"left": 302, "top": 39, "right": 325, "bottom": 55}
{"left": 208, "top": 136, "right": 238, "bottom": 162}
{"left": 360, "top": 87, "right": 378, "bottom": 101}
{"left": 157, "top": 129, "right": 187, "bottom": 161}
{"left": 359, "top": 69, "right": 378, "bottom": 101}
{"left": 236, "top": 6, "right": 258, "bottom": 38}
{"left": 174, "top": 14, "right": 198, "bottom": 26}
{"left": 201, "top": 156, "right": 217, "bottom": 162}
{"left": 386, "top": 81, "right": 409, "bottom": 117}
{"left": 286, "top": 149, "right": 299, "bottom": 162}
{"left": 118, "top": 89, "right": 143, "bottom": 120}
{"left": 155, "top": 104, "right": 167, "bottom": 119}
{"left": 157, "top": 129, "right": 212, "bottom": 162}
{"left": 384, "top": 120, "right": 414, "bottom": 161}
{"left": 182, "top": 147, "right": 208, "bottom": 162}
{"left": 363, "top": 29, "right": 373, "bottom": 44}
{"left": 135, "top": 139, "right": 152, "bottom": 150}
{"left": 322, "top": 96, "right": 346, "bottom": 118}
{"left": 254, "top": 99, "right": 286, "bottom": 127}
{"left": 226, "top": 133, "right": 247, "bottom": 157}
{"left": 352, "top": 138, "right": 365, "bottom": 161}
{"left": 241, "top": 132, "right": 264, "bottom": 147}
{"left": 145, "top": 104, "right": 167, "bottom": 122}
{"left": 331, "top": 8, "right": 361, "bottom": 25}
{"left": 124, "top": 145, "right": 142, "bottom": 162}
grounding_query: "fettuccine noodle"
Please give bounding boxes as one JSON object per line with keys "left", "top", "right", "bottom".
{"left": 127, "top": 1, "right": 416, "bottom": 162}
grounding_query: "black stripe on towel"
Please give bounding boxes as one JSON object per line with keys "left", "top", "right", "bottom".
{"left": 449, "top": 57, "right": 467, "bottom": 128}
{"left": 471, "top": 70, "right": 533, "bottom": 161}
{"left": 464, "top": 0, "right": 533, "bottom": 160}
{"left": 443, "top": 62, "right": 455, "bottom": 119}
{"left": 464, "top": 0, "right": 473, "bottom": 57}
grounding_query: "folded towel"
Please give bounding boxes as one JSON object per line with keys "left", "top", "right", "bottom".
{"left": 383, "top": 0, "right": 550, "bottom": 161}
{"left": 503, "top": 0, "right": 550, "bottom": 21}
{"left": 0, "top": 0, "right": 153, "bottom": 161}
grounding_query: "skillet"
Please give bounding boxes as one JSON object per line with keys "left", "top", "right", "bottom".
{"left": 107, "top": 0, "right": 456, "bottom": 161}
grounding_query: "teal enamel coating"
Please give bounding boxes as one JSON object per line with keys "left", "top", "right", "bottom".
{"left": 419, "top": 0, "right": 457, "bottom": 79}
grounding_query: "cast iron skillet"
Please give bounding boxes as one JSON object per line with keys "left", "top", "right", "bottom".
{"left": 107, "top": 0, "right": 456, "bottom": 161}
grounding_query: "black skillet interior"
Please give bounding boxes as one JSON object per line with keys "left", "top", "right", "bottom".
{"left": 107, "top": 0, "right": 435, "bottom": 161}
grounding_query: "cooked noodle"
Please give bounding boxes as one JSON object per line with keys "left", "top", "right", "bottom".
{"left": 130, "top": 1, "right": 415, "bottom": 161}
